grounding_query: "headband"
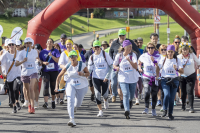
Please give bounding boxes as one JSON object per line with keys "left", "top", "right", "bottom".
{"left": 66, "top": 40, "right": 73, "bottom": 45}
{"left": 179, "top": 42, "right": 191, "bottom": 48}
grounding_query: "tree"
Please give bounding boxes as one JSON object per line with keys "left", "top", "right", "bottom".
{"left": 93, "top": 8, "right": 105, "bottom": 18}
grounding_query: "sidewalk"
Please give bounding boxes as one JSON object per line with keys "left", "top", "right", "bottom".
{"left": 0, "top": 89, "right": 200, "bottom": 133}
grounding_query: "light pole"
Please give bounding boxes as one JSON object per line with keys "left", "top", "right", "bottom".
{"left": 70, "top": 17, "right": 73, "bottom": 39}
{"left": 127, "top": 8, "right": 130, "bottom": 39}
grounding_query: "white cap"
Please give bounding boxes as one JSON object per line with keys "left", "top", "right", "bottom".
{"left": 4, "top": 39, "right": 9, "bottom": 46}
{"left": 8, "top": 39, "right": 15, "bottom": 45}
{"left": 24, "top": 37, "right": 34, "bottom": 46}
{"left": 16, "top": 40, "right": 21, "bottom": 46}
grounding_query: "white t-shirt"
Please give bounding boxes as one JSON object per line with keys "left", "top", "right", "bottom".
{"left": 15, "top": 49, "right": 38, "bottom": 76}
{"left": 139, "top": 53, "right": 161, "bottom": 78}
{"left": 113, "top": 52, "right": 139, "bottom": 83}
{"left": 158, "top": 58, "right": 183, "bottom": 78}
{"left": 88, "top": 50, "right": 113, "bottom": 80}
{"left": 64, "top": 62, "right": 88, "bottom": 89}
{"left": 0, "top": 51, "right": 21, "bottom": 82}
{"left": 178, "top": 53, "right": 200, "bottom": 76}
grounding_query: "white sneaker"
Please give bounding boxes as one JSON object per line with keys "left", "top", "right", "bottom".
{"left": 64, "top": 95, "right": 67, "bottom": 101}
{"left": 135, "top": 99, "right": 140, "bottom": 105}
{"left": 152, "top": 109, "right": 157, "bottom": 116}
{"left": 68, "top": 119, "right": 76, "bottom": 127}
{"left": 97, "top": 110, "right": 103, "bottom": 117}
{"left": 109, "top": 95, "right": 113, "bottom": 100}
{"left": 74, "top": 107, "right": 77, "bottom": 113}
{"left": 104, "top": 100, "right": 109, "bottom": 110}
{"left": 142, "top": 108, "right": 149, "bottom": 114}
{"left": 34, "top": 101, "right": 39, "bottom": 109}
{"left": 22, "top": 100, "right": 28, "bottom": 107}
{"left": 55, "top": 98, "right": 59, "bottom": 105}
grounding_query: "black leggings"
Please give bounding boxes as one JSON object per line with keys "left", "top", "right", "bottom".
{"left": 179, "top": 73, "right": 196, "bottom": 108}
{"left": 92, "top": 78, "right": 109, "bottom": 104}
{"left": 7, "top": 77, "right": 21, "bottom": 104}
{"left": 42, "top": 71, "right": 58, "bottom": 96}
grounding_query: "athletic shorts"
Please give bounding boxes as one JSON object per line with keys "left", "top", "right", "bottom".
{"left": 21, "top": 73, "right": 38, "bottom": 83}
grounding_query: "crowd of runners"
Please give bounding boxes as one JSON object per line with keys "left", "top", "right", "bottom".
{"left": 0, "top": 29, "right": 200, "bottom": 127}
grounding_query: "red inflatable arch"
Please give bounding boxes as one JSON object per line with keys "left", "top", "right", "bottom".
{"left": 26, "top": 0, "right": 200, "bottom": 97}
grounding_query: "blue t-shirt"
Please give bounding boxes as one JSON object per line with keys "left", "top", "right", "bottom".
{"left": 39, "top": 49, "right": 60, "bottom": 72}
{"left": 139, "top": 49, "right": 143, "bottom": 55}
{"left": 58, "top": 42, "right": 67, "bottom": 52}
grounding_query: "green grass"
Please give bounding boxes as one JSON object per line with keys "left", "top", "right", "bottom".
{"left": 0, "top": 15, "right": 175, "bottom": 45}
{"left": 99, "top": 23, "right": 184, "bottom": 46}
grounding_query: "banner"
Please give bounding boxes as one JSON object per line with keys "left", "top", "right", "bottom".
{"left": 11, "top": 27, "right": 23, "bottom": 41}
{"left": 0, "top": 25, "right": 3, "bottom": 38}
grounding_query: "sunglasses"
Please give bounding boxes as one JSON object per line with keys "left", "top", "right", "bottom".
{"left": 69, "top": 55, "right": 77, "bottom": 58}
{"left": 119, "top": 35, "right": 125, "bottom": 37}
{"left": 161, "top": 49, "right": 167, "bottom": 51}
{"left": 175, "top": 42, "right": 180, "bottom": 44}
{"left": 8, "top": 43, "right": 15, "bottom": 46}
{"left": 147, "top": 47, "right": 155, "bottom": 49}
{"left": 16, "top": 45, "right": 21, "bottom": 47}
{"left": 167, "top": 51, "right": 174, "bottom": 53}
{"left": 95, "top": 46, "right": 100, "bottom": 48}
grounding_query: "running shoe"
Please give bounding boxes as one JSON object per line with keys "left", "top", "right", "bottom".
{"left": 104, "top": 100, "right": 109, "bottom": 110}
{"left": 124, "top": 111, "right": 130, "bottom": 119}
{"left": 60, "top": 99, "right": 64, "bottom": 105}
{"left": 168, "top": 114, "right": 174, "bottom": 120}
{"left": 22, "top": 100, "right": 28, "bottom": 107}
{"left": 30, "top": 107, "right": 35, "bottom": 114}
{"left": 129, "top": 100, "right": 133, "bottom": 109}
{"left": 174, "top": 101, "right": 177, "bottom": 106}
{"left": 28, "top": 104, "right": 31, "bottom": 113}
{"left": 21, "top": 99, "right": 25, "bottom": 104}
{"left": 34, "top": 101, "right": 39, "bottom": 109}
{"left": 186, "top": 99, "right": 189, "bottom": 105}
{"left": 109, "top": 95, "right": 113, "bottom": 101}
{"left": 16, "top": 102, "right": 21, "bottom": 111}
{"left": 12, "top": 106, "right": 17, "bottom": 113}
{"left": 43, "top": 102, "right": 48, "bottom": 109}
{"left": 161, "top": 110, "right": 167, "bottom": 117}
{"left": 52, "top": 101, "right": 56, "bottom": 109}
{"left": 152, "top": 109, "right": 157, "bottom": 116}
{"left": 91, "top": 93, "right": 95, "bottom": 101}
{"left": 142, "top": 108, "right": 149, "bottom": 114}
{"left": 156, "top": 100, "right": 162, "bottom": 106}
{"left": 120, "top": 100, "right": 124, "bottom": 109}
{"left": 160, "top": 106, "right": 164, "bottom": 112}
{"left": 189, "top": 108, "right": 194, "bottom": 113}
{"left": 179, "top": 98, "right": 182, "bottom": 104}
{"left": 9, "top": 103, "right": 13, "bottom": 108}
{"left": 68, "top": 119, "right": 76, "bottom": 127}
{"left": 112, "top": 96, "right": 116, "bottom": 102}
{"left": 97, "top": 110, "right": 103, "bottom": 117}
{"left": 135, "top": 99, "right": 139, "bottom": 105}
{"left": 55, "top": 98, "right": 59, "bottom": 105}
{"left": 64, "top": 95, "right": 67, "bottom": 101}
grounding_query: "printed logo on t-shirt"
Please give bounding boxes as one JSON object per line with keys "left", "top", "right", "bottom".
{"left": 44, "top": 54, "right": 48, "bottom": 58}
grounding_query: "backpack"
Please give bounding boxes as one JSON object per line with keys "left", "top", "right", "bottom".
{"left": 90, "top": 50, "right": 108, "bottom": 65}
{"left": 65, "top": 61, "right": 82, "bottom": 72}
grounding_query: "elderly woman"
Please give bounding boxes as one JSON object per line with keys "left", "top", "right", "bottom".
{"left": 177, "top": 43, "right": 200, "bottom": 113}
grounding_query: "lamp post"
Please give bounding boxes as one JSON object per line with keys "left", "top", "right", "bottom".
{"left": 70, "top": 17, "right": 73, "bottom": 39}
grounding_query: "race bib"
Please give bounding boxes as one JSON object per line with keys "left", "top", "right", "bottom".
{"left": 166, "top": 68, "right": 176, "bottom": 75}
{"left": 96, "top": 63, "right": 106, "bottom": 69}
{"left": 146, "top": 66, "right": 154, "bottom": 74}
{"left": 122, "top": 64, "right": 133, "bottom": 72}
{"left": 71, "top": 78, "right": 81, "bottom": 86}
{"left": 46, "top": 63, "right": 55, "bottom": 70}
{"left": 25, "top": 62, "right": 34, "bottom": 69}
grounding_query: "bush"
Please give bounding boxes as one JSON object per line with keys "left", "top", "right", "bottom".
{"left": 3, "top": 8, "right": 14, "bottom": 19}
{"left": 93, "top": 8, "right": 105, "bottom": 18}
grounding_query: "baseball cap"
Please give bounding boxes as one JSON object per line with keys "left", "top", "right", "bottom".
{"left": 101, "top": 41, "right": 108, "bottom": 45}
{"left": 8, "top": 39, "right": 15, "bottom": 45}
{"left": 68, "top": 50, "right": 78, "bottom": 57}
{"left": 93, "top": 40, "right": 101, "bottom": 47}
{"left": 16, "top": 40, "right": 22, "bottom": 46}
{"left": 4, "top": 39, "right": 9, "bottom": 46}
{"left": 118, "top": 29, "right": 126, "bottom": 36}
{"left": 24, "top": 37, "right": 34, "bottom": 46}
{"left": 60, "top": 33, "right": 67, "bottom": 39}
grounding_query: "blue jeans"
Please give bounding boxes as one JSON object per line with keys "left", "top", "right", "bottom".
{"left": 111, "top": 69, "right": 118, "bottom": 96}
{"left": 119, "top": 82, "right": 137, "bottom": 111}
{"left": 161, "top": 79, "right": 179, "bottom": 114}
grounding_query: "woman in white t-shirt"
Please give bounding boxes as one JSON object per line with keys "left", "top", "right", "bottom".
{"left": 15, "top": 37, "right": 39, "bottom": 114}
{"left": 156, "top": 45, "right": 183, "bottom": 120}
{"left": 113, "top": 40, "right": 138, "bottom": 119}
{"left": 138, "top": 42, "right": 161, "bottom": 116}
{"left": 88, "top": 40, "right": 113, "bottom": 117}
{"left": 177, "top": 43, "right": 200, "bottom": 113}
{"left": 0, "top": 39, "right": 22, "bottom": 113}
{"left": 55, "top": 50, "right": 89, "bottom": 127}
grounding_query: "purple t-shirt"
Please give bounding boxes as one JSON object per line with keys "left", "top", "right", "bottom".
{"left": 58, "top": 42, "right": 67, "bottom": 52}
{"left": 39, "top": 49, "right": 60, "bottom": 72}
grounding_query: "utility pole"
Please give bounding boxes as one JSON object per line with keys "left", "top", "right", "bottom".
{"left": 156, "top": 9, "right": 160, "bottom": 43}
{"left": 154, "top": 8, "right": 156, "bottom": 33}
{"left": 87, "top": 8, "right": 89, "bottom": 32}
{"left": 128, "top": 8, "right": 130, "bottom": 38}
